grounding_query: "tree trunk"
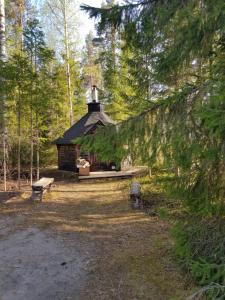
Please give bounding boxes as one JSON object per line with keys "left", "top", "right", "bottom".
{"left": 30, "top": 106, "right": 33, "bottom": 186}
{"left": 30, "top": 48, "right": 34, "bottom": 186}
{"left": 17, "top": 89, "right": 21, "bottom": 189}
{"left": 36, "top": 112, "right": 39, "bottom": 180}
{"left": 17, "top": 3, "right": 24, "bottom": 190}
{"left": 0, "top": 0, "right": 6, "bottom": 59}
{"left": 33, "top": 42, "right": 40, "bottom": 181}
{"left": 175, "top": 166, "right": 181, "bottom": 177}
{"left": 0, "top": 0, "right": 7, "bottom": 191}
{"left": 111, "top": 24, "right": 116, "bottom": 70}
{"left": 148, "top": 167, "right": 152, "bottom": 178}
{"left": 62, "top": 0, "right": 74, "bottom": 126}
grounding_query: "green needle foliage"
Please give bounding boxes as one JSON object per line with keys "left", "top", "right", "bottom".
{"left": 78, "top": 84, "right": 225, "bottom": 214}
{"left": 80, "top": 0, "right": 225, "bottom": 295}
{"left": 80, "top": 0, "right": 225, "bottom": 209}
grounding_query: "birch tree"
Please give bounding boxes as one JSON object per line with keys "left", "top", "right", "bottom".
{"left": 16, "top": 0, "right": 24, "bottom": 189}
{"left": 0, "top": 0, "right": 7, "bottom": 190}
{"left": 44, "top": 0, "right": 80, "bottom": 126}
{"left": 0, "top": 0, "right": 6, "bottom": 59}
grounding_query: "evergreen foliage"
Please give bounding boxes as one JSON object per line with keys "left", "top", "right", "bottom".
{"left": 173, "top": 219, "right": 225, "bottom": 299}
{"left": 0, "top": 0, "right": 224, "bottom": 295}
{"left": 0, "top": 1, "right": 86, "bottom": 182}
{"left": 80, "top": 0, "right": 225, "bottom": 295}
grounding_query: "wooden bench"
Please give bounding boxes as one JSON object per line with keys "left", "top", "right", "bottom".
{"left": 31, "top": 177, "right": 54, "bottom": 201}
{"left": 130, "top": 182, "right": 142, "bottom": 209}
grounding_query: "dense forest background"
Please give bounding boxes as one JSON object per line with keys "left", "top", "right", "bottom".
{"left": 0, "top": 0, "right": 134, "bottom": 188}
{"left": 0, "top": 0, "right": 225, "bottom": 298}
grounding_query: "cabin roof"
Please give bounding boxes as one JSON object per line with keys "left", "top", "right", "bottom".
{"left": 55, "top": 109, "right": 115, "bottom": 145}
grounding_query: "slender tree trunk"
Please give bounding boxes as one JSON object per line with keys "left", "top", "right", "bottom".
{"left": 17, "top": 3, "right": 24, "bottom": 190}
{"left": 0, "top": 0, "right": 7, "bottom": 191}
{"left": 30, "top": 53, "right": 34, "bottom": 186}
{"left": 0, "top": 0, "right": 6, "bottom": 65}
{"left": 33, "top": 43, "right": 40, "bottom": 181}
{"left": 175, "top": 166, "right": 181, "bottom": 177}
{"left": 30, "top": 106, "right": 33, "bottom": 185}
{"left": 148, "top": 167, "right": 152, "bottom": 178}
{"left": 111, "top": 24, "right": 116, "bottom": 70}
{"left": 36, "top": 112, "right": 39, "bottom": 180}
{"left": 30, "top": 48, "right": 34, "bottom": 187}
{"left": 62, "top": 0, "right": 73, "bottom": 126}
{"left": 17, "top": 89, "right": 21, "bottom": 189}
{"left": 66, "top": 56, "right": 73, "bottom": 125}
{"left": 18, "top": 2, "right": 24, "bottom": 46}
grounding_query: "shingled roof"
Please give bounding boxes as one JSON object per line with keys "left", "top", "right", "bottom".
{"left": 55, "top": 102, "right": 115, "bottom": 145}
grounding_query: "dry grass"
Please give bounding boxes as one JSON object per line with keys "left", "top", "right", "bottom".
{"left": 0, "top": 179, "right": 194, "bottom": 299}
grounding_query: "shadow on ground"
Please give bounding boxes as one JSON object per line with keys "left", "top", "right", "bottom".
{"left": 0, "top": 180, "right": 193, "bottom": 300}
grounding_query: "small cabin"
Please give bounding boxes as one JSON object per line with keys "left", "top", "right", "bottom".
{"left": 55, "top": 88, "right": 116, "bottom": 172}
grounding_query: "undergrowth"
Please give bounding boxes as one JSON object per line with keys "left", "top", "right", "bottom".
{"left": 138, "top": 172, "right": 225, "bottom": 300}
{"left": 173, "top": 218, "right": 225, "bottom": 299}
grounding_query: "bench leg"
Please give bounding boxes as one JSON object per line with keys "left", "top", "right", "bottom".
{"left": 31, "top": 190, "right": 42, "bottom": 202}
{"left": 40, "top": 190, "right": 44, "bottom": 202}
{"left": 31, "top": 191, "right": 35, "bottom": 201}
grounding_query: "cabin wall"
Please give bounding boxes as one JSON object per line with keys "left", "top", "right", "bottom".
{"left": 57, "top": 145, "right": 78, "bottom": 172}
{"left": 79, "top": 151, "right": 114, "bottom": 171}
{"left": 57, "top": 144, "right": 119, "bottom": 172}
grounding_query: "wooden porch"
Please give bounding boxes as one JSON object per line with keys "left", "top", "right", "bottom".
{"left": 78, "top": 167, "right": 148, "bottom": 181}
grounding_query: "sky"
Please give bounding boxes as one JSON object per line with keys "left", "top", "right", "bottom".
{"left": 33, "top": 0, "right": 104, "bottom": 47}
{"left": 33, "top": 0, "right": 122, "bottom": 49}
{"left": 78, "top": 0, "right": 103, "bottom": 45}
{"left": 79, "top": 0, "right": 122, "bottom": 46}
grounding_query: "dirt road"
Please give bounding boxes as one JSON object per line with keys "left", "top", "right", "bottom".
{"left": 0, "top": 180, "right": 192, "bottom": 300}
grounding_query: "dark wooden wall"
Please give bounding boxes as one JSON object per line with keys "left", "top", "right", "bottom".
{"left": 57, "top": 144, "right": 117, "bottom": 172}
{"left": 57, "top": 145, "right": 78, "bottom": 172}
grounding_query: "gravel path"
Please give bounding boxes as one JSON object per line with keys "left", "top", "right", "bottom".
{"left": 0, "top": 227, "right": 91, "bottom": 300}
{"left": 0, "top": 180, "right": 193, "bottom": 300}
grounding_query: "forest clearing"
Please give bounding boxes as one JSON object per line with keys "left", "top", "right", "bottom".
{"left": 0, "top": 0, "right": 225, "bottom": 299}
{"left": 0, "top": 178, "right": 193, "bottom": 300}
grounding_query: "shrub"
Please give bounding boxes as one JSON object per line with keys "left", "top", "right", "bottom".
{"left": 173, "top": 217, "right": 225, "bottom": 299}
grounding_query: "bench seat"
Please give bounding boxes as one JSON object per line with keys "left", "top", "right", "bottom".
{"left": 31, "top": 177, "right": 54, "bottom": 201}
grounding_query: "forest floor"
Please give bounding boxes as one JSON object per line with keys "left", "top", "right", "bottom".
{"left": 0, "top": 179, "right": 194, "bottom": 300}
